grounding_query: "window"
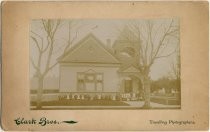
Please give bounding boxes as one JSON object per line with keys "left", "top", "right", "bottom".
{"left": 96, "top": 74, "right": 103, "bottom": 91}
{"left": 77, "top": 74, "right": 85, "bottom": 91}
{"left": 77, "top": 72, "right": 103, "bottom": 92}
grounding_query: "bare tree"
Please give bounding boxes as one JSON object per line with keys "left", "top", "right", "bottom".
{"left": 120, "top": 19, "right": 179, "bottom": 108}
{"left": 30, "top": 20, "right": 79, "bottom": 109}
{"left": 170, "top": 48, "right": 181, "bottom": 91}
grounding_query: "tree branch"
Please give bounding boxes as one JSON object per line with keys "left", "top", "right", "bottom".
{"left": 51, "top": 20, "right": 61, "bottom": 38}
{"left": 43, "top": 62, "right": 58, "bottom": 76}
{"left": 155, "top": 49, "right": 176, "bottom": 59}
{"left": 42, "top": 20, "right": 61, "bottom": 76}
{"left": 31, "top": 31, "right": 47, "bottom": 53}
{"left": 30, "top": 57, "right": 39, "bottom": 72}
{"left": 150, "top": 19, "right": 177, "bottom": 64}
{"left": 64, "top": 21, "right": 82, "bottom": 54}
{"left": 31, "top": 36, "right": 41, "bottom": 52}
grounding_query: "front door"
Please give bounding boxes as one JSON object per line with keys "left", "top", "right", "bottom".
{"left": 125, "top": 80, "right": 132, "bottom": 93}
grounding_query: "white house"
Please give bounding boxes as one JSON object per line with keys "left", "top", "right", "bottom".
{"left": 57, "top": 33, "right": 143, "bottom": 100}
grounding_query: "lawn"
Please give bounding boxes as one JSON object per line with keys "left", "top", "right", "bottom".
{"left": 31, "top": 100, "right": 130, "bottom": 106}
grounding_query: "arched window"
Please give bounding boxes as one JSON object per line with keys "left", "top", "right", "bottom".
{"left": 120, "top": 47, "right": 135, "bottom": 57}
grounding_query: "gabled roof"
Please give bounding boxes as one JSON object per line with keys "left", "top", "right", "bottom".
{"left": 58, "top": 33, "right": 120, "bottom": 64}
{"left": 118, "top": 65, "right": 141, "bottom": 73}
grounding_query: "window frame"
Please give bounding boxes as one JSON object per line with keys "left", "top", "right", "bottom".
{"left": 77, "top": 71, "right": 104, "bottom": 92}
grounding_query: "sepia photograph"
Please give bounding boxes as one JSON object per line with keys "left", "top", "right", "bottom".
{"left": 30, "top": 19, "right": 180, "bottom": 110}
{"left": 1, "top": 1, "right": 208, "bottom": 131}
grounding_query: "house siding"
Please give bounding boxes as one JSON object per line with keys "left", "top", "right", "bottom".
{"left": 59, "top": 65, "right": 119, "bottom": 92}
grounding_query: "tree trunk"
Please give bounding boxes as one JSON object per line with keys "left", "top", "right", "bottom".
{"left": 37, "top": 76, "right": 44, "bottom": 109}
{"left": 142, "top": 73, "right": 151, "bottom": 108}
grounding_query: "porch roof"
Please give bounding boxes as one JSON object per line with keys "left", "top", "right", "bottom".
{"left": 118, "top": 65, "right": 141, "bottom": 73}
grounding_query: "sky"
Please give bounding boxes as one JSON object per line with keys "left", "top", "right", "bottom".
{"left": 30, "top": 19, "right": 179, "bottom": 80}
